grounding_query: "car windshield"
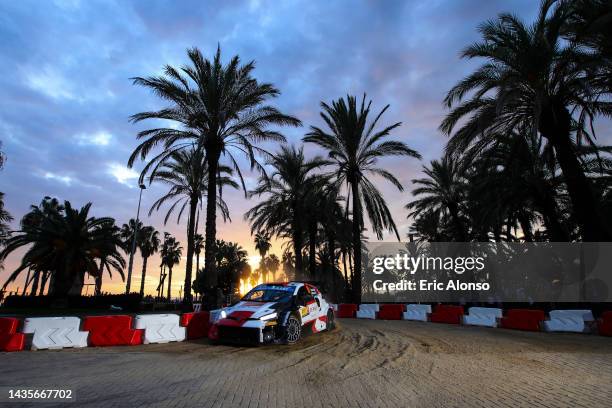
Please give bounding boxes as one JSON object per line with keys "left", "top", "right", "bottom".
{"left": 242, "top": 286, "right": 294, "bottom": 303}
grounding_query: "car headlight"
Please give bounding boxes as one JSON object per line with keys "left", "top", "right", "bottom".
{"left": 259, "top": 312, "right": 277, "bottom": 321}
{"left": 220, "top": 310, "right": 227, "bottom": 319}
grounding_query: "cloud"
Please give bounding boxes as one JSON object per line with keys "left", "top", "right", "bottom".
{"left": 107, "top": 162, "right": 139, "bottom": 187}
{"left": 76, "top": 131, "right": 112, "bottom": 146}
{"left": 42, "top": 171, "right": 73, "bottom": 185}
{"left": 24, "top": 66, "right": 77, "bottom": 101}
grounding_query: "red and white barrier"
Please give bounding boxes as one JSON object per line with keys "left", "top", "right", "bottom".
{"left": 500, "top": 309, "right": 545, "bottom": 331}
{"left": 403, "top": 304, "right": 431, "bottom": 321}
{"left": 22, "top": 317, "right": 88, "bottom": 350}
{"left": 429, "top": 305, "right": 464, "bottom": 324}
{"left": 180, "top": 311, "right": 210, "bottom": 339}
{"left": 337, "top": 304, "right": 358, "bottom": 318}
{"left": 0, "top": 317, "right": 26, "bottom": 352}
{"left": 356, "top": 304, "right": 379, "bottom": 319}
{"left": 543, "top": 310, "right": 594, "bottom": 333}
{"left": 82, "top": 315, "right": 144, "bottom": 346}
{"left": 463, "top": 307, "right": 502, "bottom": 327}
{"left": 378, "top": 304, "right": 404, "bottom": 320}
{"left": 134, "top": 314, "right": 186, "bottom": 344}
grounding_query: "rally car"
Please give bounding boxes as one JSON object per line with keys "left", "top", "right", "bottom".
{"left": 210, "top": 282, "right": 335, "bottom": 345}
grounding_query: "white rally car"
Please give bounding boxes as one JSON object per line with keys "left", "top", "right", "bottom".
{"left": 209, "top": 282, "right": 335, "bottom": 345}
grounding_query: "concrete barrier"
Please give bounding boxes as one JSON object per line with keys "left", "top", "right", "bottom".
{"left": 134, "top": 314, "right": 186, "bottom": 344}
{"left": 356, "top": 304, "right": 379, "bottom": 319}
{"left": 463, "top": 307, "right": 502, "bottom": 327}
{"left": 402, "top": 304, "right": 431, "bottom": 322}
{"left": 543, "top": 310, "right": 594, "bottom": 333}
{"left": 22, "top": 317, "right": 88, "bottom": 350}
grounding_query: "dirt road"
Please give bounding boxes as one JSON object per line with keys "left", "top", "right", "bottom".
{"left": 2, "top": 319, "right": 612, "bottom": 407}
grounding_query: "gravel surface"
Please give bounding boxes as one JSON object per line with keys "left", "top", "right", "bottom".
{"left": 2, "top": 318, "right": 612, "bottom": 407}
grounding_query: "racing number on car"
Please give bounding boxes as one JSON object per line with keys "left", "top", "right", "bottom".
{"left": 300, "top": 306, "right": 308, "bottom": 317}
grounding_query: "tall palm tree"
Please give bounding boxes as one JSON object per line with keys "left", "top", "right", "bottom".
{"left": 304, "top": 94, "right": 421, "bottom": 302}
{"left": 440, "top": 0, "right": 611, "bottom": 241}
{"left": 13, "top": 198, "right": 61, "bottom": 292}
{"left": 0, "top": 192, "right": 13, "bottom": 252}
{"left": 146, "top": 146, "right": 237, "bottom": 302}
{"left": 246, "top": 145, "right": 326, "bottom": 277}
{"left": 254, "top": 231, "right": 271, "bottom": 279}
{"left": 281, "top": 249, "right": 295, "bottom": 281}
{"left": 406, "top": 156, "right": 469, "bottom": 242}
{"left": 128, "top": 46, "right": 301, "bottom": 308}
{"left": 263, "top": 254, "right": 280, "bottom": 282}
{"left": 138, "top": 226, "right": 160, "bottom": 296}
{"left": 193, "top": 233, "right": 204, "bottom": 278}
{"left": 160, "top": 236, "right": 182, "bottom": 300}
{"left": 119, "top": 218, "right": 143, "bottom": 293}
{"left": 95, "top": 223, "right": 124, "bottom": 295}
{"left": 563, "top": 0, "right": 612, "bottom": 93}
{"left": 1, "top": 201, "right": 125, "bottom": 297}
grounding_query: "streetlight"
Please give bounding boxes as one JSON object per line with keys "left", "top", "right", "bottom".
{"left": 126, "top": 183, "right": 146, "bottom": 294}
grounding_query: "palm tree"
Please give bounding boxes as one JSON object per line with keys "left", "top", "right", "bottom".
{"left": 406, "top": 156, "right": 469, "bottom": 242}
{"left": 281, "top": 249, "right": 295, "bottom": 281}
{"left": 246, "top": 145, "right": 326, "bottom": 277}
{"left": 563, "top": 0, "right": 612, "bottom": 93}
{"left": 263, "top": 254, "right": 280, "bottom": 282}
{"left": 0, "top": 192, "right": 13, "bottom": 251}
{"left": 119, "top": 218, "right": 143, "bottom": 293}
{"left": 304, "top": 94, "right": 421, "bottom": 302}
{"left": 95, "top": 223, "right": 124, "bottom": 295}
{"left": 1, "top": 201, "right": 125, "bottom": 297}
{"left": 160, "top": 236, "right": 182, "bottom": 300}
{"left": 193, "top": 233, "right": 204, "bottom": 278}
{"left": 128, "top": 46, "right": 301, "bottom": 308}
{"left": 138, "top": 226, "right": 160, "bottom": 296}
{"left": 254, "top": 231, "right": 271, "bottom": 279}
{"left": 440, "top": 0, "right": 611, "bottom": 241}
{"left": 146, "top": 146, "right": 237, "bottom": 302}
{"left": 13, "top": 197, "right": 62, "bottom": 293}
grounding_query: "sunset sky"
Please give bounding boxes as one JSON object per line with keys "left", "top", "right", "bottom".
{"left": 1, "top": 0, "right": 610, "bottom": 297}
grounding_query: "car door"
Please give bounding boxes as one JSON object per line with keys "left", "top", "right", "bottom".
{"left": 296, "top": 286, "right": 317, "bottom": 324}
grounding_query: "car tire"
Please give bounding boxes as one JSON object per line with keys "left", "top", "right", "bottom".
{"left": 326, "top": 309, "right": 335, "bottom": 331}
{"left": 283, "top": 314, "right": 302, "bottom": 344}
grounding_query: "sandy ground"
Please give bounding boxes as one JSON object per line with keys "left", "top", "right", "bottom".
{"left": 2, "top": 319, "right": 612, "bottom": 407}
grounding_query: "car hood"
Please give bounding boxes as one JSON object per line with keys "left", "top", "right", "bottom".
{"left": 223, "top": 300, "right": 286, "bottom": 320}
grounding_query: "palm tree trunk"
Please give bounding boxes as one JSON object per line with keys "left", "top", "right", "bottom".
{"left": 518, "top": 214, "right": 533, "bottom": 242}
{"left": 204, "top": 150, "right": 220, "bottom": 309}
{"left": 95, "top": 260, "right": 104, "bottom": 296}
{"left": 448, "top": 203, "right": 467, "bottom": 242}
{"left": 535, "top": 191, "right": 569, "bottom": 241}
{"left": 167, "top": 266, "right": 173, "bottom": 300}
{"left": 350, "top": 178, "right": 362, "bottom": 303}
{"left": 308, "top": 220, "right": 317, "bottom": 278}
{"left": 30, "top": 270, "right": 40, "bottom": 296}
{"left": 39, "top": 271, "right": 49, "bottom": 296}
{"left": 140, "top": 256, "right": 148, "bottom": 296}
{"left": 541, "top": 105, "right": 611, "bottom": 241}
{"left": 292, "top": 201, "right": 304, "bottom": 276}
{"left": 22, "top": 269, "right": 31, "bottom": 296}
{"left": 342, "top": 250, "right": 349, "bottom": 286}
{"left": 326, "top": 227, "right": 337, "bottom": 298}
{"left": 183, "top": 195, "right": 198, "bottom": 304}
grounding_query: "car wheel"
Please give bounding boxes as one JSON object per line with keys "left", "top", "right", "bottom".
{"left": 284, "top": 315, "right": 302, "bottom": 344}
{"left": 326, "top": 309, "right": 335, "bottom": 331}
